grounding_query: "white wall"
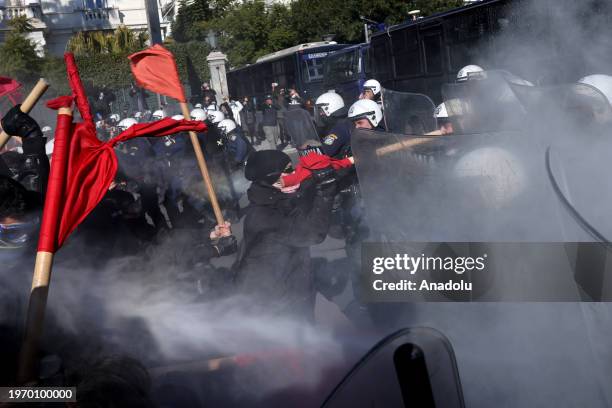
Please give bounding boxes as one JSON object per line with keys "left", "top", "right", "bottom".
{"left": 0, "top": 0, "right": 172, "bottom": 55}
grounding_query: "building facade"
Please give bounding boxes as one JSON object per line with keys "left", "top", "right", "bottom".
{"left": 0, "top": 0, "right": 175, "bottom": 56}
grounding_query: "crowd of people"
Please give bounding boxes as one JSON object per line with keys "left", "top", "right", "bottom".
{"left": 2, "top": 60, "right": 612, "bottom": 404}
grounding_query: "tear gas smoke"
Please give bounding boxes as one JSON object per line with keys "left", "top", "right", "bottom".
{"left": 350, "top": 0, "right": 612, "bottom": 406}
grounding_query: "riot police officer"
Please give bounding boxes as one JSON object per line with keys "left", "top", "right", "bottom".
{"left": 315, "top": 91, "right": 352, "bottom": 159}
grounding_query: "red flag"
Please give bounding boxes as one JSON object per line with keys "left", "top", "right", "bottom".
{"left": 0, "top": 76, "right": 22, "bottom": 98}
{"left": 37, "top": 56, "right": 206, "bottom": 253}
{"left": 0, "top": 76, "right": 23, "bottom": 107}
{"left": 128, "top": 44, "right": 186, "bottom": 102}
{"left": 38, "top": 114, "right": 206, "bottom": 253}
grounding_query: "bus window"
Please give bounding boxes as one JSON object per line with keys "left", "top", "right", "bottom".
{"left": 363, "top": 46, "right": 372, "bottom": 77}
{"left": 324, "top": 49, "right": 360, "bottom": 85}
{"left": 302, "top": 57, "right": 325, "bottom": 82}
{"left": 370, "top": 38, "right": 392, "bottom": 80}
{"left": 422, "top": 32, "right": 443, "bottom": 74}
{"left": 393, "top": 29, "right": 421, "bottom": 78}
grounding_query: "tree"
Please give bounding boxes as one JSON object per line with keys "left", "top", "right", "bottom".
{"left": 67, "top": 26, "right": 148, "bottom": 56}
{"left": 167, "top": 40, "right": 212, "bottom": 94}
{"left": 0, "top": 16, "right": 41, "bottom": 82}
{"left": 206, "top": 1, "right": 271, "bottom": 67}
{"left": 169, "top": 0, "right": 468, "bottom": 68}
{"left": 64, "top": 27, "right": 150, "bottom": 89}
{"left": 6, "top": 15, "right": 34, "bottom": 34}
{"left": 172, "top": 0, "right": 235, "bottom": 42}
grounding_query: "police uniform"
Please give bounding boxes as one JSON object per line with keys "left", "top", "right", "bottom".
{"left": 320, "top": 118, "right": 353, "bottom": 159}
{"left": 224, "top": 126, "right": 254, "bottom": 168}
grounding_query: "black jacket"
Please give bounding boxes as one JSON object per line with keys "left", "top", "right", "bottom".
{"left": 261, "top": 104, "right": 278, "bottom": 127}
{"left": 233, "top": 181, "right": 334, "bottom": 318}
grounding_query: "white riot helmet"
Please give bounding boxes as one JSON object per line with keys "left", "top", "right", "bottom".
{"left": 348, "top": 99, "right": 383, "bottom": 128}
{"left": 152, "top": 109, "right": 165, "bottom": 120}
{"left": 315, "top": 92, "right": 345, "bottom": 117}
{"left": 190, "top": 108, "right": 206, "bottom": 121}
{"left": 362, "top": 79, "right": 381, "bottom": 96}
{"left": 578, "top": 74, "right": 612, "bottom": 107}
{"left": 457, "top": 65, "right": 484, "bottom": 82}
{"left": 206, "top": 104, "right": 217, "bottom": 114}
{"left": 117, "top": 118, "right": 138, "bottom": 132}
{"left": 218, "top": 119, "right": 237, "bottom": 136}
{"left": 434, "top": 102, "right": 448, "bottom": 119}
{"left": 207, "top": 110, "right": 225, "bottom": 124}
{"left": 134, "top": 111, "right": 143, "bottom": 120}
{"left": 171, "top": 114, "right": 184, "bottom": 120}
{"left": 41, "top": 126, "right": 52, "bottom": 134}
{"left": 195, "top": 103, "right": 203, "bottom": 109}
{"left": 109, "top": 113, "right": 120, "bottom": 124}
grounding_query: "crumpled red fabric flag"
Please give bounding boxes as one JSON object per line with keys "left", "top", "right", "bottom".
{"left": 281, "top": 152, "right": 353, "bottom": 187}
{"left": 38, "top": 107, "right": 206, "bottom": 253}
{"left": 37, "top": 55, "right": 207, "bottom": 253}
{"left": 128, "top": 44, "right": 186, "bottom": 102}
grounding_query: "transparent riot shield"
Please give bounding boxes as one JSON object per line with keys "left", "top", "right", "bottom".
{"left": 510, "top": 82, "right": 612, "bottom": 127}
{"left": 323, "top": 327, "right": 464, "bottom": 408}
{"left": 546, "top": 139, "right": 612, "bottom": 301}
{"left": 351, "top": 127, "right": 598, "bottom": 301}
{"left": 441, "top": 70, "right": 532, "bottom": 133}
{"left": 380, "top": 89, "right": 437, "bottom": 134}
{"left": 282, "top": 107, "right": 319, "bottom": 147}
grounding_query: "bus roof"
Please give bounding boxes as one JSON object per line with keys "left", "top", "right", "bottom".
{"left": 370, "top": 0, "right": 502, "bottom": 37}
{"left": 326, "top": 42, "right": 369, "bottom": 57}
{"left": 255, "top": 41, "right": 341, "bottom": 63}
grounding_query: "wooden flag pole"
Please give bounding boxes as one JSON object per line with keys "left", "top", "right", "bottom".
{"left": 0, "top": 79, "right": 50, "bottom": 150}
{"left": 16, "top": 106, "right": 72, "bottom": 384}
{"left": 179, "top": 102, "right": 225, "bottom": 225}
{"left": 375, "top": 132, "right": 444, "bottom": 157}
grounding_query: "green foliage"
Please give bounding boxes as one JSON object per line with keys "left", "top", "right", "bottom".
{"left": 172, "top": 0, "right": 235, "bottom": 42}
{"left": 0, "top": 30, "right": 41, "bottom": 82}
{"left": 167, "top": 40, "right": 211, "bottom": 81}
{"left": 171, "top": 0, "right": 467, "bottom": 68}
{"left": 40, "top": 56, "right": 70, "bottom": 96}
{"left": 67, "top": 26, "right": 148, "bottom": 56}
{"left": 6, "top": 15, "right": 34, "bottom": 34}
{"left": 73, "top": 52, "right": 134, "bottom": 89}
{"left": 63, "top": 26, "right": 152, "bottom": 90}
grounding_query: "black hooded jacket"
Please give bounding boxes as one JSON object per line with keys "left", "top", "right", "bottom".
{"left": 233, "top": 180, "right": 334, "bottom": 317}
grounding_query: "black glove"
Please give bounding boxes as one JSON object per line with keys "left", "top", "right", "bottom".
{"left": 1, "top": 105, "right": 42, "bottom": 138}
{"left": 311, "top": 166, "right": 337, "bottom": 197}
{"left": 211, "top": 235, "right": 238, "bottom": 257}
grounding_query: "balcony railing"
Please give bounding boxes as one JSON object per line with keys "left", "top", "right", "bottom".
{"left": 0, "top": 3, "right": 42, "bottom": 22}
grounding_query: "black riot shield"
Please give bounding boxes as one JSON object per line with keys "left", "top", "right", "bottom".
{"left": 282, "top": 107, "right": 319, "bottom": 147}
{"left": 380, "top": 89, "right": 437, "bottom": 134}
{"left": 441, "top": 70, "right": 532, "bottom": 133}
{"left": 323, "top": 327, "right": 464, "bottom": 408}
{"left": 351, "top": 127, "right": 601, "bottom": 301}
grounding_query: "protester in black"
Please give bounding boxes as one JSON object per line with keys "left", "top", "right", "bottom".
{"left": 233, "top": 150, "right": 337, "bottom": 319}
